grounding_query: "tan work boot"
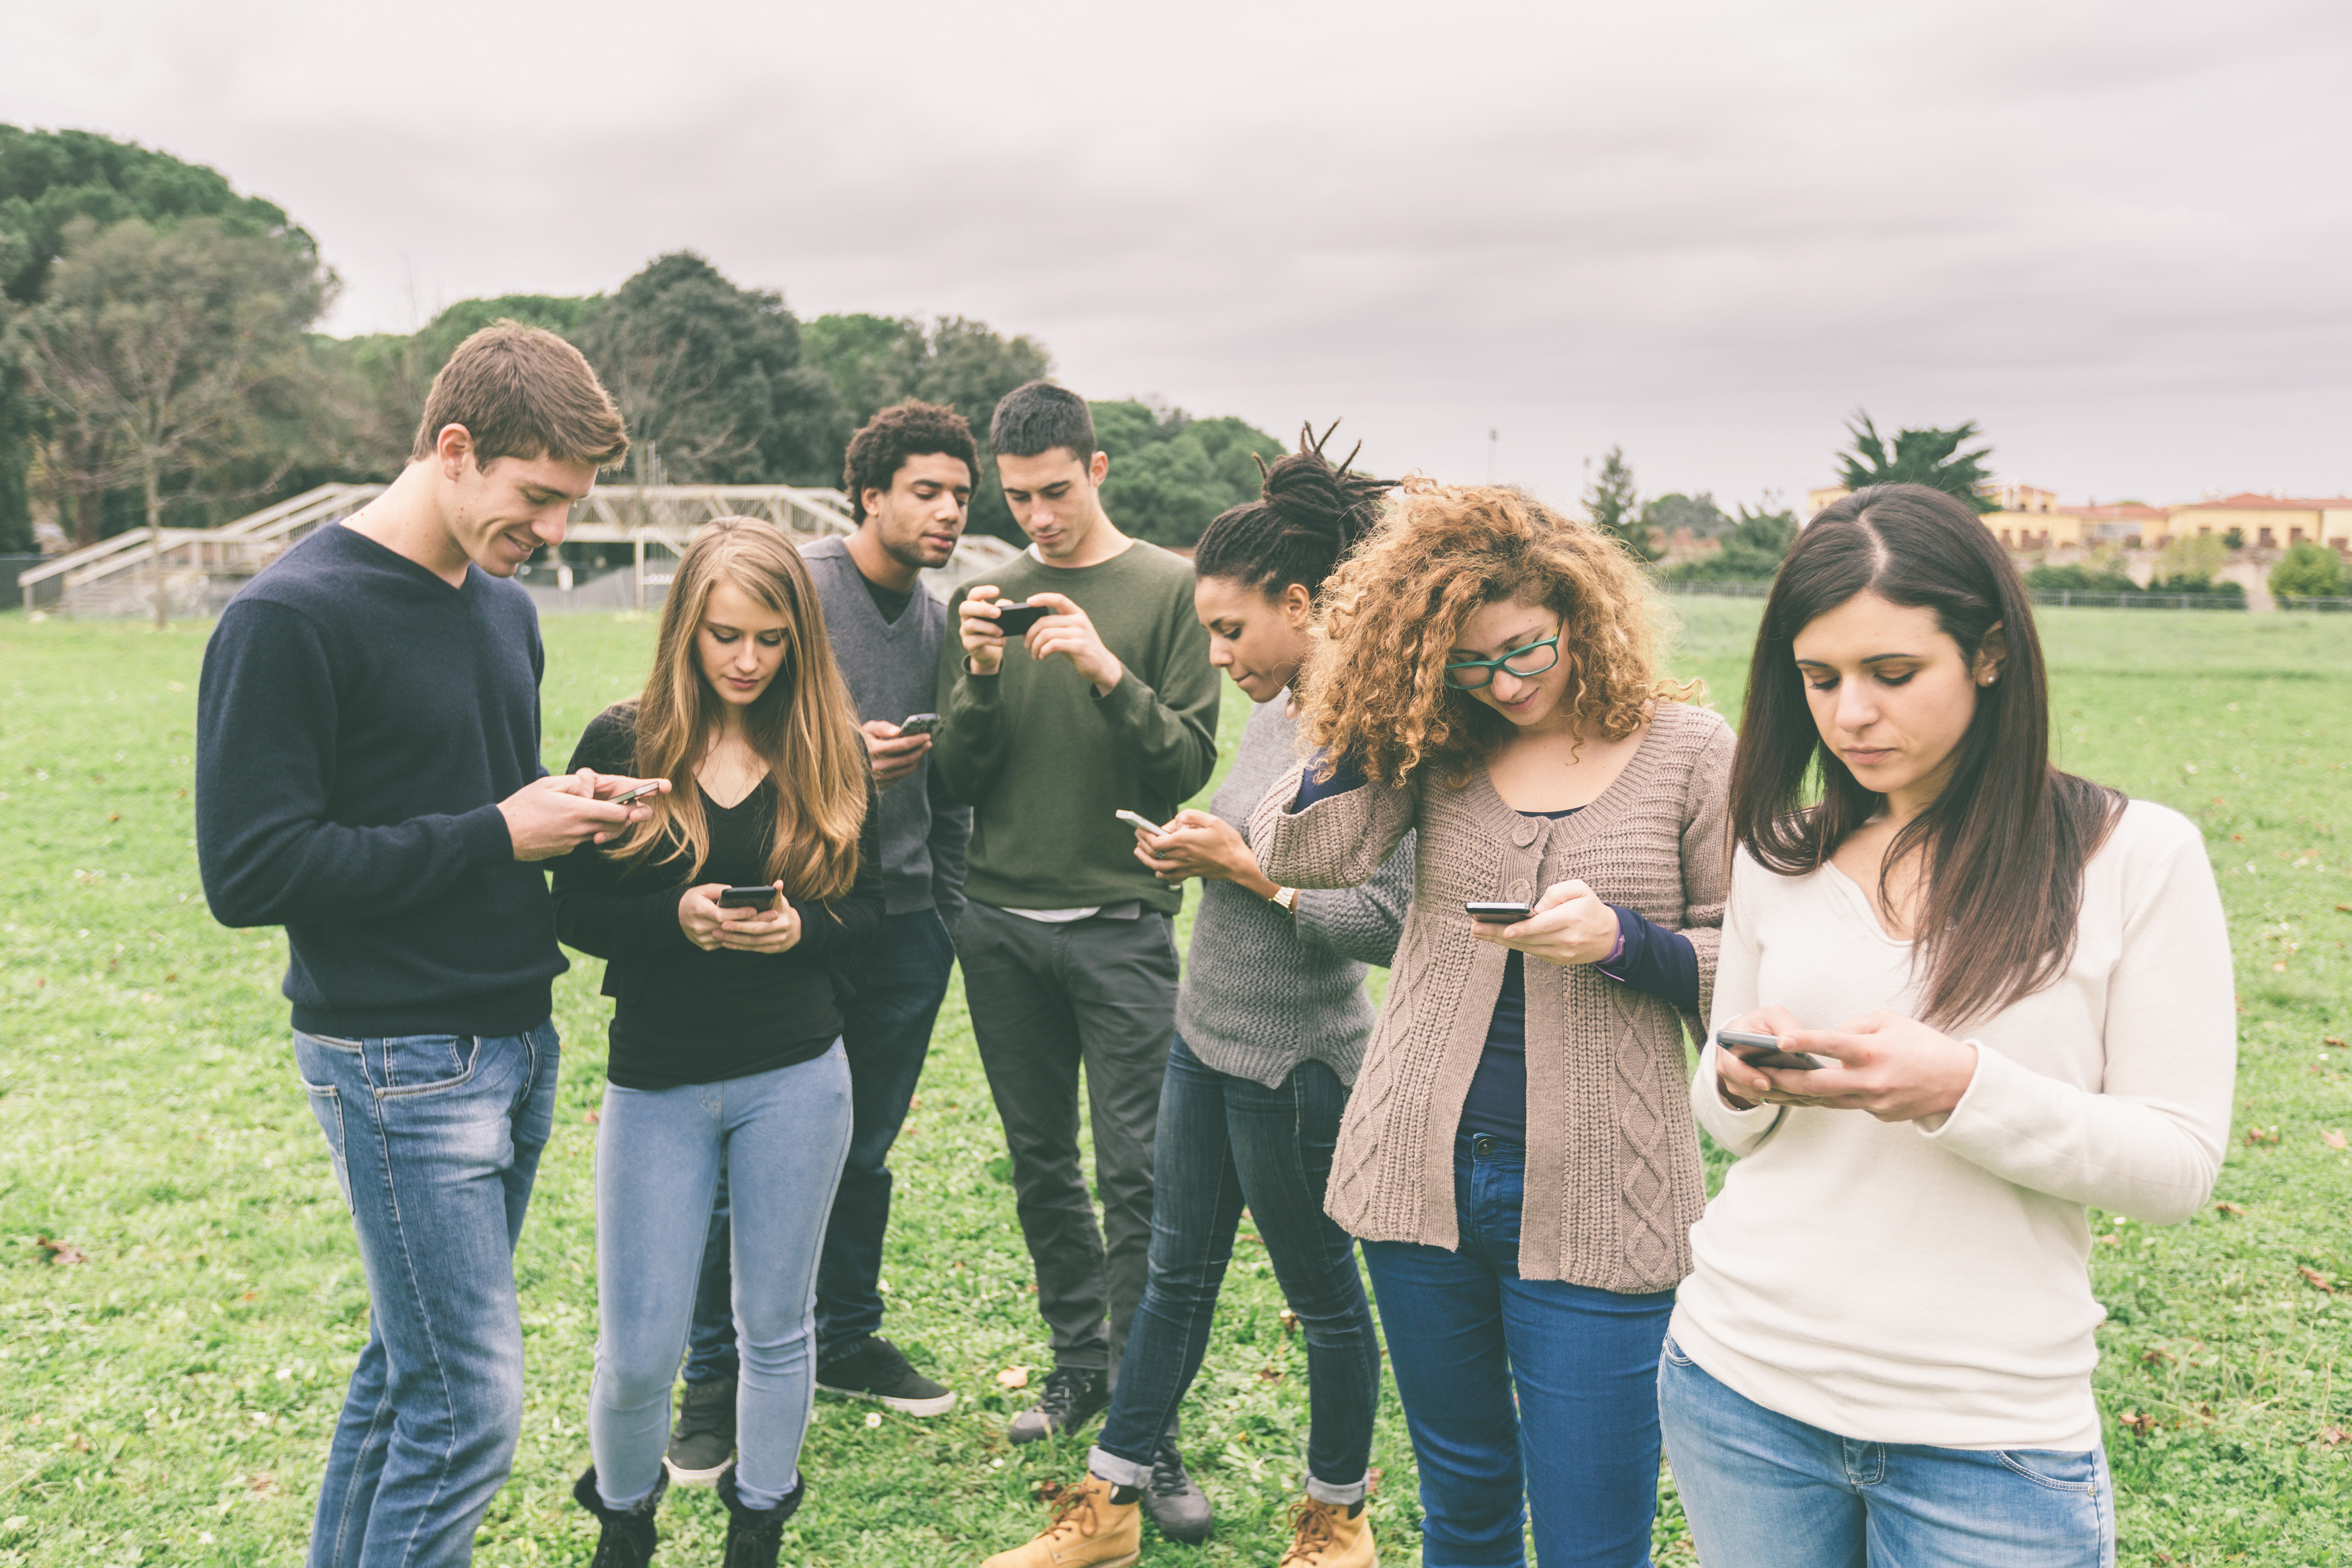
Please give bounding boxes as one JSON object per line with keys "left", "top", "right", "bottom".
{"left": 980, "top": 1474, "right": 1141, "bottom": 1568}
{"left": 1277, "top": 1494, "right": 1377, "bottom": 1567}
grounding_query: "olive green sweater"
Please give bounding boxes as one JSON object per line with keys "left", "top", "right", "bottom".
{"left": 932, "top": 541, "right": 1219, "bottom": 916}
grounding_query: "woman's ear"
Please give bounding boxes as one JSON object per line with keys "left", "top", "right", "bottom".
{"left": 1974, "top": 622, "right": 2008, "bottom": 687}
{"left": 1283, "top": 581, "right": 1315, "bottom": 625}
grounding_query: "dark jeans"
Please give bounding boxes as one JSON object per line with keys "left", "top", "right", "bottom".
{"left": 1362, "top": 1134, "right": 1676, "bottom": 1568}
{"left": 1088, "top": 1035, "right": 1380, "bottom": 1497}
{"left": 294, "top": 1021, "right": 560, "bottom": 1568}
{"left": 683, "top": 908, "right": 957, "bottom": 1382}
{"left": 956, "top": 901, "right": 1179, "bottom": 1375}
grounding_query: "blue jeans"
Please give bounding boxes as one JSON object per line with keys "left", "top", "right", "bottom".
{"left": 295, "top": 1022, "right": 560, "bottom": 1568}
{"left": 1657, "top": 1343, "right": 2116, "bottom": 1567}
{"left": 1361, "top": 1134, "right": 1675, "bottom": 1568}
{"left": 589, "top": 1045, "right": 851, "bottom": 1512}
{"left": 682, "top": 910, "right": 955, "bottom": 1382}
{"left": 1088, "top": 1035, "right": 1380, "bottom": 1502}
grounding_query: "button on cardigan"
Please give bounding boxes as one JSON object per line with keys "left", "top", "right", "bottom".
{"left": 1250, "top": 700, "right": 1735, "bottom": 1292}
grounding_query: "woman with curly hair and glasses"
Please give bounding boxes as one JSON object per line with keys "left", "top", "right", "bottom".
{"left": 1249, "top": 481, "right": 1732, "bottom": 1567}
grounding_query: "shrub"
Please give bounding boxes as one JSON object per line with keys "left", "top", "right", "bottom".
{"left": 1660, "top": 503, "right": 1797, "bottom": 582}
{"left": 2269, "top": 540, "right": 2349, "bottom": 600}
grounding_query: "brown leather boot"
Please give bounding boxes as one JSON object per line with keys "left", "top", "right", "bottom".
{"left": 1277, "top": 1494, "right": 1377, "bottom": 1567}
{"left": 978, "top": 1474, "right": 1142, "bottom": 1568}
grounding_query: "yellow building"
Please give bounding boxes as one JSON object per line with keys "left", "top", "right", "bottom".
{"left": 1802, "top": 482, "right": 2351, "bottom": 555}
{"left": 2166, "top": 494, "right": 2352, "bottom": 552}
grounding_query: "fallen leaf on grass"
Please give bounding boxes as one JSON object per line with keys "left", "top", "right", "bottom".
{"left": 2118, "top": 1410, "right": 2160, "bottom": 1437}
{"left": 2215, "top": 1202, "right": 2247, "bottom": 1217}
{"left": 2142, "top": 1347, "right": 2174, "bottom": 1366}
{"left": 36, "top": 1236, "right": 86, "bottom": 1265}
{"left": 2297, "top": 1266, "right": 2335, "bottom": 1294}
{"left": 2325, "top": 1131, "right": 2347, "bottom": 1151}
{"left": 1278, "top": 1308, "right": 1300, "bottom": 1335}
{"left": 2321, "top": 1427, "right": 2348, "bottom": 1448}
{"left": 1257, "top": 1364, "right": 1286, "bottom": 1382}
{"left": 245, "top": 1472, "right": 280, "bottom": 1496}
{"left": 2326, "top": 1036, "right": 2347, "bottom": 1048}
{"left": 71, "top": 1433, "right": 91, "bottom": 1452}
{"left": 2245, "top": 1125, "right": 2281, "bottom": 1146}
{"left": 582, "top": 1109, "right": 600, "bottom": 1124}
{"left": 1032, "top": 1479, "right": 1066, "bottom": 1504}
{"left": 996, "top": 1366, "right": 1029, "bottom": 1390}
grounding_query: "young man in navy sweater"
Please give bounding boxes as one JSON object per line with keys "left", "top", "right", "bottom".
{"left": 197, "top": 324, "right": 657, "bottom": 1568}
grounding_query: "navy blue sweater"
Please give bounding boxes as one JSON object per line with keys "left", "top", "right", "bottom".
{"left": 195, "top": 523, "right": 564, "bottom": 1037}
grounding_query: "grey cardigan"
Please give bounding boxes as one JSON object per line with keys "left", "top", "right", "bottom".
{"left": 1251, "top": 700, "right": 1734, "bottom": 1292}
{"left": 1175, "top": 697, "right": 1413, "bottom": 1089}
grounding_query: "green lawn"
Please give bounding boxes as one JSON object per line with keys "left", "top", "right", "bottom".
{"left": 2, "top": 599, "right": 2347, "bottom": 1566}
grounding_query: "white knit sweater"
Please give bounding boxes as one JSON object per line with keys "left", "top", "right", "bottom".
{"left": 1673, "top": 799, "right": 2237, "bottom": 1450}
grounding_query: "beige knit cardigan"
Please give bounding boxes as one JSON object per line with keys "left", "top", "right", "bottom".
{"left": 1249, "top": 700, "right": 1734, "bottom": 1292}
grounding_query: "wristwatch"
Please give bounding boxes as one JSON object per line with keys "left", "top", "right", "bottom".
{"left": 1269, "top": 886, "right": 1300, "bottom": 919}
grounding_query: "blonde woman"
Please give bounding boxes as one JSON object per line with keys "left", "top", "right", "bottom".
{"left": 552, "top": 518, "right": 881, "bottom": 1568}
{"left": 1251, "top": 483, "right": 1732, "bottom": 1568}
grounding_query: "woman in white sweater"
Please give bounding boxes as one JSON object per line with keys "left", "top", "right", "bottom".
{"left": 1662, "top": 483, "right": 2236, "bottom": 1567}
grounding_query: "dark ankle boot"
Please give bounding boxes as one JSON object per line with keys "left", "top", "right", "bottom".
{"left": 572, "top": 1464, "right": 666, "bottom": 1568}
{"left": 716, "top": 1465, "right": 804, "bottom": 1568}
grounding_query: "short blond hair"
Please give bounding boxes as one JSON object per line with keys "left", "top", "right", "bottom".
{"left": 410, "top": 321, "right": 629, "bottom": 469}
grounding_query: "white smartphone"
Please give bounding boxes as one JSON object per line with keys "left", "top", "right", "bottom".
{"left": 1115, "top": 809, "right": 1171, "bottom": 835}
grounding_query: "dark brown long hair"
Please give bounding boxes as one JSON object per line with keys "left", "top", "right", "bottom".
{"left": 1727, "top": 483, "right": 2123, "bottom": 1026}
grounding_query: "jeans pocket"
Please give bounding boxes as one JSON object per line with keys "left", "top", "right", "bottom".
{"left": 1996, "top": 1448, "right": 2101, "bottom": 1493}
{"left": 301, "top": 1079, "right": 354, "bottom": 1214}
{"left": 1661, "top": 1334, "right": 1697, "bottom": 1369}
{"left": 370, "top": 1034, "right": 482, "bottom": 1098}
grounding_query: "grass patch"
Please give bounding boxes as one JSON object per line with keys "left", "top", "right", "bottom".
{"left": 2, "top": 602, "right": 2347, "bottom": 1565}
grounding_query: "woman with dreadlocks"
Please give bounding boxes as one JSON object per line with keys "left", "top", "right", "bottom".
{"left": 983, "top": 428, "right": 1412, "bottom": 1568}
{"left": 1250, "top": 480, "right": 1734, "bottom": 1567}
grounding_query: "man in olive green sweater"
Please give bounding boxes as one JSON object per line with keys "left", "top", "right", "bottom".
{"left": 932, "top": 383, "right": 1218, "bottom": 1513}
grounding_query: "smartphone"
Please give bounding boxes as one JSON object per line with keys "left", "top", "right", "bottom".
{"left": 899, "top": 713, "right": 941, "bottom": 736}
{"left": 1717, "top": 1029, "right": 1826, "bottom": 1072}
{"left": 993, "top": 601, "right": 1049, "bottom": 637}
{"left": 1465, "top": 901, "right": 1533, "bottom": 924}
{"left": 1115, "top": 809, "right": 1171, "bottom": 835}
{"left": 717, "top": 885, "right": 780, "bottom": 909}
{"left": 610, "top": 781, "right": 663, "bottom": 806}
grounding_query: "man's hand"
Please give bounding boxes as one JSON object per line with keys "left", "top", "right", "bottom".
{"left": 500, "top": 770, "right": 662, "bottom": 862}
{"left": 1134, "top": 809, "right": 1273, "bottom": 894}
{"left": 862, "top": 720, "right": 931, "bottom": 787}
{"left": 958, "top": 585, "right": 1009, "bottom": 676}
{"left": 1471, "top": 878, "right": 1618, "bottom": 967}
{"left": 1022, "top": 592, "right": 1124, "bottom": 696}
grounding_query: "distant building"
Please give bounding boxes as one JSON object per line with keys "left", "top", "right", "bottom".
{"left": 2166, "top": 494, "right": 2352, "bottom": 551}
{"left": 1801, "top": 482, "right": 2352, "bottom": 554}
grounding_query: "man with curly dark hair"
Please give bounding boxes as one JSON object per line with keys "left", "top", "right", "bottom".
{"left": 662, "top": 402, "right": 979, "bottom": 1481}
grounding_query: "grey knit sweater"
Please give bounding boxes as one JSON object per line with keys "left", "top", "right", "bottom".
{"left": 1175, "top": 697, "right": 1413, "bottom": 1089}
{"left": 1251, "top": 700, "right": 1734, "bottom": 1292}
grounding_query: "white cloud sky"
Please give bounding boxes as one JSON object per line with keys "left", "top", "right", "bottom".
{"left": 8, "top": 0, "right": 2349, "bottom": 511}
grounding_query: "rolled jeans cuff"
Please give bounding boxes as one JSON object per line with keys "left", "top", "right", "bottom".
{"left": 1306, "top": 1470, "right": 1369, "bottom": 1506}
{"left": 1087, "top": 1446, "right": 1152, "bottom": 1491}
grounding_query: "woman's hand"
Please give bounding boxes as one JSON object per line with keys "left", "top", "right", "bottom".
{"left": 1133, "top": 810, "right": 1276, "bottom": 896}
{"left": 1472, "top": 878, "right": 1618, "bottom": 967}
{"left": 1723, "top": 1007, "right": 1979, "bottom": 1126}
{"left": 677, "top": 883, "right": 803, "bottom": 954}
{"left": 1712, "top": 1005, "right": 1808, "bottom": 1111}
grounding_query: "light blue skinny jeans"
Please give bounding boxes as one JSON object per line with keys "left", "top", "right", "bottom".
{"left": 588, "top": 1043, "right": 851, "bottom": 1512}
{"left": 1658, "top": 1336, "right": 2116, "bottom": 1567}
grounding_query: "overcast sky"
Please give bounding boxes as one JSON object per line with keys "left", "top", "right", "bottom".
{"left": 9, "top": 1, "right": 2350, "bottom": 512}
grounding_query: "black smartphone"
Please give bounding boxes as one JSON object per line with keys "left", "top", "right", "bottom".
{"left": 993, "top": 601, "right": 1048, "bottom": 637}
{"left": 1717, "top": 1029, "right": 1826, "bottom": 1072}
{"left": 1465, "top": 901, "right": 1533, "bottom": 924}
{"left": 717, "top": 885, "right": 780, "bottom": 909}
{"left": 610, "top": 781, "right": 662, "bottom": 806}
{"left": 899, "top": 713, "right": 941, "bottom": 736}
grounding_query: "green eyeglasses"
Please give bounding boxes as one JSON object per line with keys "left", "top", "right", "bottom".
{"left": 1443, "top": 632, "right": 1562, "bottom": 689}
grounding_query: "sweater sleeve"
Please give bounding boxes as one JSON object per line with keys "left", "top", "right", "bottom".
{"left": 794, "top": 771, "right": 887, "bottom": 962}
{"left": 928, "top": 587, "right": 1009, "bottom": 808}
{"left": 196, "top": 599, "right": 515, "bottom": 929}
{"left": 549, "top": 709, "right": 697, "bottom": 961}
{"left": 1691, "top": 851, "right": 1788, "bottom": 1156}
{"left": 1250, "top": 756, "right": 1416, "bottom": 891}
{"left": 1596, "top": 905, "right": 1699, "bottom": 1008}
{"left": 1090, "top": 597, "right": 1220, "bottom": 803}
{"left": 1918, "top": 820, "right": 2238, "bottom": 1224}
{"left": 1289, "top": 828, "right": 1416, "bottom": 967}
{"left": 1675, "top": 714, "right": 1735, "bottom": 1025}
{"left": 924, "top": 759, "right": 971, "bottom": 929}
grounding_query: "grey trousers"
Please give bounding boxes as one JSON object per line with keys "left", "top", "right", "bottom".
{"left": 958, "top": 901, "right": 1180, "bottom": 1378}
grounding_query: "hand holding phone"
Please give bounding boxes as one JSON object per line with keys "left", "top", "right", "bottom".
{"left": 1716, "top": 1029, "right": 1827, "bottom": 1072}
{"left": 899, "top": 713, "right": 941, "bottom": 737}
{"left": 609, "top": 781, "right": 663, "bottom": 807}
{"left": 992, "top": 601, "right": 1048, "bottom": 637}
{"left": 1465, "top": 901, "right": 1534, "bottom": 925}
{"left": 1115, "top": 809, "right": 1171, "bottom": 836}
{"left": 717, "top": 885, "right": 781, "bottom": 909}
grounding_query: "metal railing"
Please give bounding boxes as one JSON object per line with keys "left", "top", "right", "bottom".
{"left": 19, "top": 483, "right": 385, "bottom": 616}
{"left": 1656, "top": 579, "right": 2252, "bottom": 612}
{"left": 2274, "top": 594, "right": 2352, "bottom": 613}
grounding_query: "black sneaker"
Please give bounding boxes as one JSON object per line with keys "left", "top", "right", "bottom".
{"left": 815, "top": 1335, "right": 956, "bottom": 1417}
{"left": 1006, "top": 1365, "right": 1109, "bottom": 1445}
{"left": 663, "top": 1375, "right": 736, "bottom": 1485}
{"left": 1142, "top": 1436, "right": 1213, "bottom": 1544}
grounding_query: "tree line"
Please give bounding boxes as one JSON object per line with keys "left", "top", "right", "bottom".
{"left": 0, "top": 125, "right": 1282, "bottom": 554}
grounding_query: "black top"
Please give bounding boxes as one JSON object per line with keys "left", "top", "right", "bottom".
{"left": 860, "top": 572, "right": 915, "bottom": 625}
{"left": 195, "top": 522, "right": 563, "bottom": 1037}
{"left": 551, "top": 704, "right": 885, "bottom": 1090}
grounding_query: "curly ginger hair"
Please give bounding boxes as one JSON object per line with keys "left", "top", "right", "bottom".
{"left": 1297, "top": 479, "right": 1694, "bottom": 790}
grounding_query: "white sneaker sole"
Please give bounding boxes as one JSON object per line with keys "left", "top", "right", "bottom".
{"left": 814, "top": 1380, "right": 957, "bottom": 1418}
{"left": 662, "top": 1455, "right": 732, "bottom": 1486}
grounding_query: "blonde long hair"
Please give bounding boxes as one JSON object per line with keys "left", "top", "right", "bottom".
{"left": 609, "top": 517, "right": 869, "bottom": 900}
{"left": 1298, "top": 479, "right": 1693, "bottom": 790}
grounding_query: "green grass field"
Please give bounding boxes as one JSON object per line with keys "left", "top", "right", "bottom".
{"left": 2, "top": 598, "right": 2347, "bottom": 1566}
